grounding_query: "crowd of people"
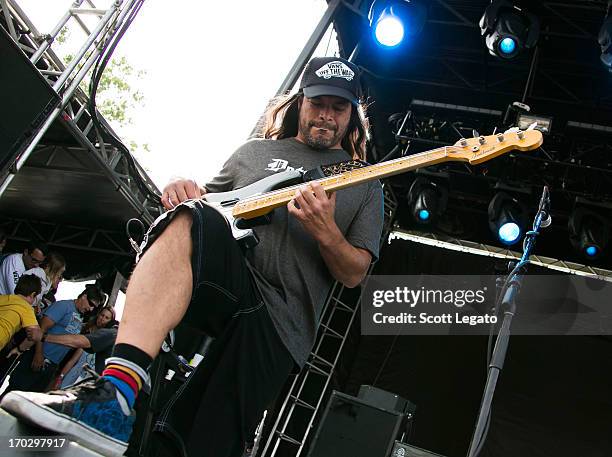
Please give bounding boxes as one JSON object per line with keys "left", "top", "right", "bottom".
{"left": 0, "top": 232, "right": 118, "bottom": 396}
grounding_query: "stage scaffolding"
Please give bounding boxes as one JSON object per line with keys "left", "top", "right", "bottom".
{"left": 390, "top": 229, "right": 612, "bottom": 282}
{"left": 0, "top": 0, "right": 161, "bottom": 224}
{"left": 259, "top": 186, "right": 398, "bottom": 457}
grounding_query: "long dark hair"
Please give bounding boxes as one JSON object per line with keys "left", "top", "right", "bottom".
{"left": 260, "top": 91, "right": 369, "bottom": 161}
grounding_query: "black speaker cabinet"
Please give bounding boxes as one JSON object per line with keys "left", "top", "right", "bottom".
{"left": 390, "top": 441, "right": 446, "bottom": 457}
{"left": 307, "top": 391, "right": 404, "bottom": 457}
{"left": 0, "top": 26, "right": 60, "bottom": 174}
{"left": 358, "top": 385, "right": 416, "bottom": 416}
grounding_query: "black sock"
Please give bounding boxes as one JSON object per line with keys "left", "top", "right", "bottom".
{"left": 110, "top": 343, "right": 153, "bottom": 374}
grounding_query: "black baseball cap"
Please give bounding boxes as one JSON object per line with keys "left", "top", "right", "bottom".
{"left": 299, "top": 56, "right": 361, "bottom": 105}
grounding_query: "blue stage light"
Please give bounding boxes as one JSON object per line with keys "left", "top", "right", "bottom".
{"left": 408, "top": 177, "right": 447, "bottom": 225}
{"left": 418, "top": 209, "right": 430, "bottom": 221}
{"left": 479, "top": 0, "right": 539, "bottom": 60}
{"left": 585, "top": 246, "right": 598, "bottom": 257}
{"left": 374, "top": 12, "right": 405, "bottom": 47}
{"left": 498, "top": 222, "right": 521, "bottom": 245}
{"left": 499, "top": 37, "right": 517, "bottom": 55}
{"left": 599, "top": 15, "right": 612, "bottom": 72}
{"left": 369, "top": 1, "right": 427, "bottom": 48}
{"left": 489, "top": 192, "right": 527, "bottom": 246}
{"left": 569, "top": 207, "right": 609, "bottom": 260}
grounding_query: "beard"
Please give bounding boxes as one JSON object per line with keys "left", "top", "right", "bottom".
{"left": 298, "top": 117, "right": 347, "bottom": 150}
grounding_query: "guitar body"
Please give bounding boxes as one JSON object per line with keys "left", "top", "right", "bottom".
{"left": 203, "top": 169, "right": 304, "bottom": 249}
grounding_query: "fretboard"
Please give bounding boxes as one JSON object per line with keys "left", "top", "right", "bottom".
{"left": 233, "top": 147, "right": 452, "bottom": 220}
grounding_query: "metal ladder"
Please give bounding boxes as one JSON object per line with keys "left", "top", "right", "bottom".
{"left": 259, "top": 186, "right": 398, "bottom": 457}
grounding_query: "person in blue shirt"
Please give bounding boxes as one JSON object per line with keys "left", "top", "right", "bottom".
{"left": 2, "top": 285, "right": 104, "bottom": 395}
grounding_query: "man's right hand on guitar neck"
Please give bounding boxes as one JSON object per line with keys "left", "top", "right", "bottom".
{"left": 161, "top": 177, "right": 206, "bottom": 210}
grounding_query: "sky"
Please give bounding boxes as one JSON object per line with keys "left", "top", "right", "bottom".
{"left": 16, "top": 0, "right": 338, "bottom": 318}
{"left": 18, "top": 0, "right": 338, "bottom": 186}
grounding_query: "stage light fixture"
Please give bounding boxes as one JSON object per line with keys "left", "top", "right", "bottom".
{"left": 569, "top": 207, "right": 609, "bottom": 260}
{"left": 488, "top": 192, "right": 528, "bottom": 246}
{"left": 407, "top": 177, "right": 447, "bottom": 225}
{"left": 598, "top": 4, "right": 612, "bottom": 72}
{"left": 517, "top": 113, "right": 553, "bottom": 134}
{"left": 368, "top": 0, "right": 427, "bottom": 48}
{"left": 499, "top": 36, "right": 517, "bottom": 55}
{"left": 479, "top": 0, "right": 540, "bottom": 59}
{"left": 375, "top": 11, "right": 404, "bottom": 47}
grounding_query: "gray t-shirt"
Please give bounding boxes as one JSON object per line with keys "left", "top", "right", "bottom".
{"left": 85, "top": 327, "right": 118, "bottom": 374}
{"left": 205, "top": 138, "right": 383, "bottom": 367}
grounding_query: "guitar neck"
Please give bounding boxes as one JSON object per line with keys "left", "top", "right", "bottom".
{"left": 233, "top": 147, "right": 451, "bottom": 219}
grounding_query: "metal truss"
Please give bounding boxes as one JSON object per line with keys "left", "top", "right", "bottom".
{"left": 430, "top": 0, "right": 608, "bottom": 37}
{"left": 0, "top": 217, "right": 131, "bottom": 257}
{"left": 260, "top": 186, "right": 399, "bottom": 457}
{"left": 274, "top": 0, "right": 343, "bottom": 96}
{"left": 390, "top": 228, "right": 612, "bottom": 282}
{"left": 356, "top": 0, "right": 611, "bottom": 109}
{"left": 379, "top": 98, "right": 612, "bottom": 208}
{"left": 60, "top": 101, "right": 163, "bottom": 223}
{"left": 361, "top": 55, "right": 600, "bottom": 112}
{"left": 0, "top": 0, "right": 161, "bottom": 224}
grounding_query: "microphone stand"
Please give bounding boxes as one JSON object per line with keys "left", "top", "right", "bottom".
{"left": 466, "top": 186, "right": 552, "bottom": 457}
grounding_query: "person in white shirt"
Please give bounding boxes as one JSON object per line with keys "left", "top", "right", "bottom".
{"left": 0, "top": 241, "right": 48, "bottom": 296}
{"left": 23, "top": 252, "right": 66, "bottom": 311}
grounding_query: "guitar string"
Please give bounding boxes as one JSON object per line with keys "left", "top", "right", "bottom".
{"left": 233, "top": 148, "right": 449, "bottom": 210}
{"left": 232, "top": 130, "right": 538, "bottom": 213}
{"left": 233, "top": 146, "right": 455, "bottom": 210}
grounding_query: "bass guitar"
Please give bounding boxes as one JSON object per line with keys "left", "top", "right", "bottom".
{"left": 203, "top": 128, "right": 543, "bottom": 249}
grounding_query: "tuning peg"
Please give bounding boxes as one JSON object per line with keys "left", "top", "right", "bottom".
{"left": 527, "top": 122, "right": 538, "bottom": 131}
{"left": 459, "top": 138, "right": 468, "bottom": 147}
{"left": 504, "top": 126, "right": 520, "bottom": 134}
{"left": 472, "top": 129, "right": 480, "bottom": 138}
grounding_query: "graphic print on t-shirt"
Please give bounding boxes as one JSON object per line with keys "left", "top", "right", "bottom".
{"left": 64, "top": 312, "right": 83, "bottom": 335}
{"left": 265, "top": 159, "right": 305, "bottom": 174}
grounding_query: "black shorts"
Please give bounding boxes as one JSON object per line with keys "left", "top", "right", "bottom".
{"left": 139, "top": 199, "right": 293, "bottom": 457}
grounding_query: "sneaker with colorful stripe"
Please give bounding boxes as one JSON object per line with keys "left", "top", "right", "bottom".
{"left": 0, "top": 377, "right": 135, "bottom": 456}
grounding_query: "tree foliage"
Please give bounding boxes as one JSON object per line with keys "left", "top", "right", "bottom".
{"left": 58, "top": 26, "right": 149, "bottom": 153}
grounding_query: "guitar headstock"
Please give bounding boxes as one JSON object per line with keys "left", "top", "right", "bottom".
{"left": 447, "top": 128, "right": 543, "bottom": 164}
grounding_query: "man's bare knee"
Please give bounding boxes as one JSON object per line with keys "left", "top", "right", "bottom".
{"left": 121, "top": 209, "right": 195, "bottom": 350}
{"left": 143, "top": 209, "right": 193, "bottom": 261}
{"left": 166, "top": 209, "right": 193, "bottom": 234}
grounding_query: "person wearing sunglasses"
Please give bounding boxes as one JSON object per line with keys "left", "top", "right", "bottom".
{"left": 1, "top": 284, "right": 104, "bottom": 397}
{"left": 0, "top": 240, "right": 49, "bottom": 296}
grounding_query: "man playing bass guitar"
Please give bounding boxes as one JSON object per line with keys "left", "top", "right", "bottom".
{"left": 1, "top": 56, "right": 384, "bottom": 457}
